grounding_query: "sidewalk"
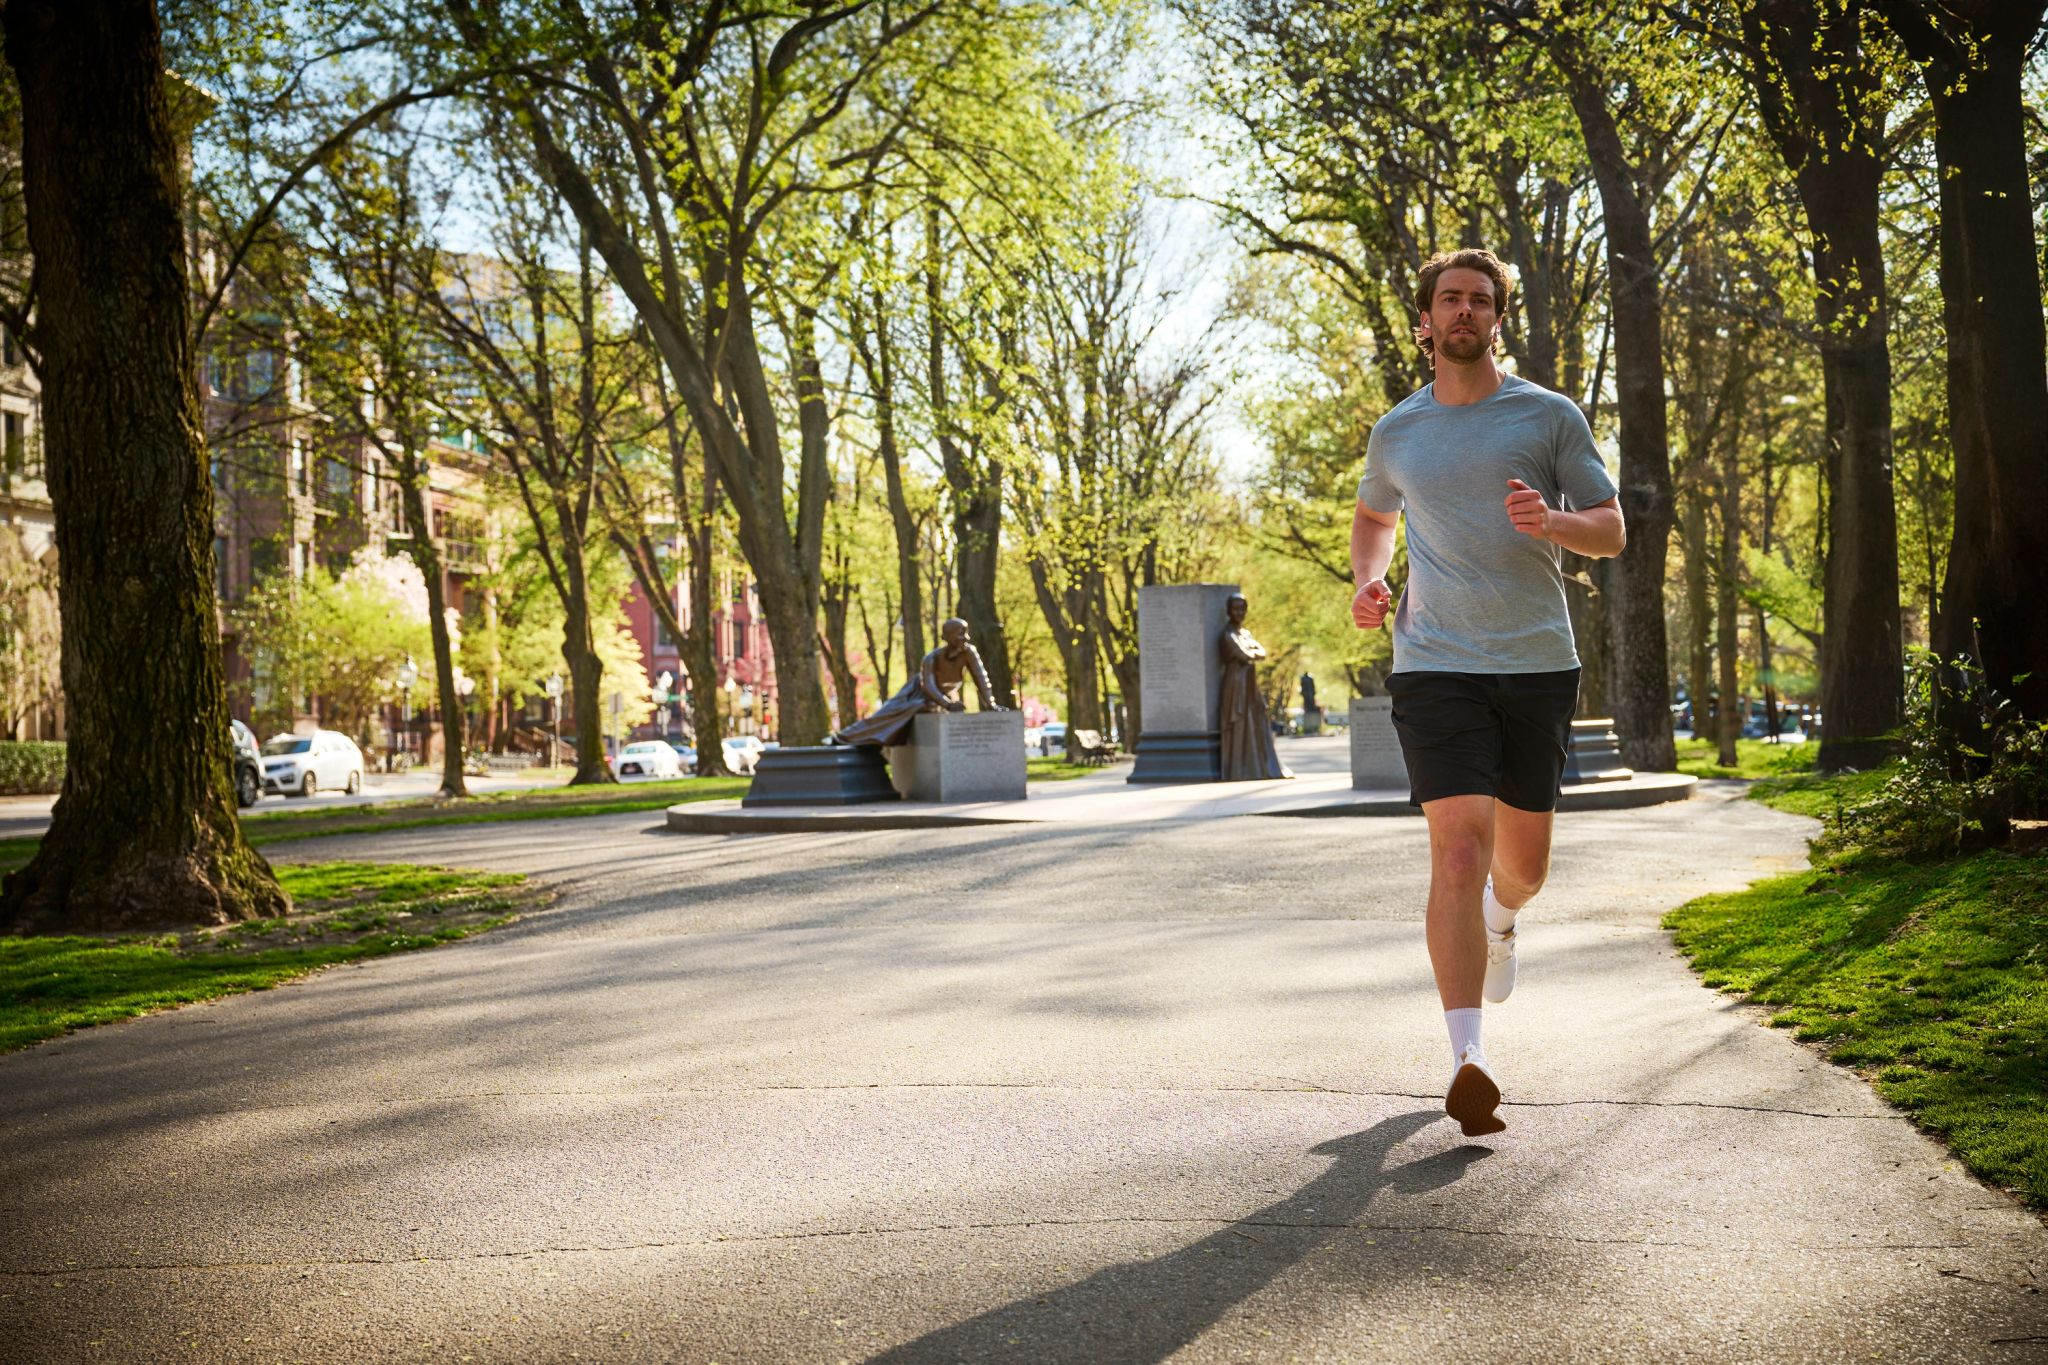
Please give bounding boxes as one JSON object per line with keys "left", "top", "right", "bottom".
{"left": 1, "top": 774, "right": 2041, "bottom": 1361}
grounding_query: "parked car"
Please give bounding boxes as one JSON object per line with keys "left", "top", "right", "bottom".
{"left": 722, "top": 735, "right": 766, "bottom": 774}
{"left": 261, "top": 729, "right": 365, "bottom": 797}
{"left": 229, "top": 719, "right": 264, "bottom": 809}
{"left": 669, "top": 743, "right": 698, "bottom": 774}
{"left": 614, "top": 740, "right": 683, "bottom": 778}
{"left": 1037, "top": 721, "right": 1068, "bottom": 757}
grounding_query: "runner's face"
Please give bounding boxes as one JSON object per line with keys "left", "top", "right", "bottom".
{"left": 1426, "top": 267, "right": 1499, "bottom": 365}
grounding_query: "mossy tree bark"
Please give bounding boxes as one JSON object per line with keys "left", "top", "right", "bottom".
{"left": 1877, "top": 0, "right": 2048, "bottom": 725}
{"left": 0, "top": 0, "right": 287, "bottom": 932}
{"left": 1729, "top": 0, "right": 1904, "bottom": 771}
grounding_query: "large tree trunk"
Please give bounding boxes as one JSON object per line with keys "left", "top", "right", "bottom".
{"left": 927, "top": 209, "right": 1014, "bottom": 706}
{"left": 558, "top": 528, "right": 614, "bottom": 786}
{"left": 855, "top": 292, "right": 924, "bottom": 665}
{"left": 396, "top": 466, "right": 467, "bottom": 797}
{"left": 1880, "top": 0, "right": 2048, "bottom": 722}
{"left": 1562, "top": 74, "right": 1677, "bottom": 771}
{"left": 0, "top": 0, "right": 287, "bottom": 932}
{"left": 1741, "top": 0, "right": 1905, "bottom": 769}
{"left": 684, "top": 492, "right": 727, "bottom": 776}
{"left": 1716, "top": 428, "right": 1744, "bottom": 769}
{"left": 1680, "top": 495, "right": 1712, "bottom": 734}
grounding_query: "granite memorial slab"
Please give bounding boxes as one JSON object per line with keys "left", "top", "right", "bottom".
{"left": 741, "top": 745, "right": 899, "bottom": 807}
{"left": 1350, "top": 695, "right": 1408, "bottom": 790}
{"left": 1564, "top": 718, "right": 1633, "bottom": 784}
{"left": 887, "top": 709, "right": 1027, "bottom": 803}
{"left": 1129, "top": 582, "right": 1238, "bottom": 784}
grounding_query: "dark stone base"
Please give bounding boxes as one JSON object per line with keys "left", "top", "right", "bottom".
{"left": 1127, "top": 730, "right": 1222, "bottom": 784}
{"left": 1564, "top": 719, "right": 1632, "bottom": 785}
{"left": 741, "top": 745, "right": 900, "bottom": 807}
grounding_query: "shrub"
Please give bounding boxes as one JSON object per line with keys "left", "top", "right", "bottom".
{"left": 1823, "top": 651, "right": 2048, "bottom": 858}
{"left": 0, "top": 741, "right": 65, "bottom": 794}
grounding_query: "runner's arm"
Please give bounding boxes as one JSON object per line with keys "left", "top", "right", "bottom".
{"left": 1351, "top": 500, "right": 1399, "bottom": 629}
{"left": 1505, "top": 481, "right": 1625, "bottom": 558}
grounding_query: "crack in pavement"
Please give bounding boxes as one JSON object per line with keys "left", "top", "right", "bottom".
{"left": 0, "top": 1083, "right": 1888, "bottom": 1127}
{"left": 0, "top": 1219, "right": 1993, "bottom": 1280}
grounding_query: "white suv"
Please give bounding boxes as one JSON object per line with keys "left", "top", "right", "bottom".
{"left": 262, "top": 729, "right": 365, "bottom": 797}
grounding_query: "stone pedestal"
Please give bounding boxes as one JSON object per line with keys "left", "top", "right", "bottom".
{"left": 1129, "top": 583, "right": 1238, "bottom": 784}
{"left": 885, "top": 710, "right": 1027, "bottom": 803}
{"left": 1349, "top": 696, "right": 1408, "bottom": 790}
{"left": 741, "top": 745, "right": 898, "bottom": 807}
{"left": 1563, "top": 718, "right": 1632, "bottom": 784}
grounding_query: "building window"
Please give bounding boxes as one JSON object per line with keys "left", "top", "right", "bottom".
{"left": 290, "top": 438, "right": 307, "bottom": 494}
{"left": 321, "top": 455, "right": 353, "bottom": 511}
{"left": 2, "top": 325, "right": 17, "bottom": 368}
{"left": 249, "top": 538, "right": 281, "bottom": 585}
{"left": 214, "top": 536, "right": 230, "bottom": 598}
{"left": 247, "top": 348, "right": 276, "bottom": 397}
{"left": 2, "top": 411, "right": 22, "bottom": 474}
{"left": 294, "top": 540, "right": 311, "bottom": 578}
{"left": 733, "top": 622, "right": 746, "bottom": 659}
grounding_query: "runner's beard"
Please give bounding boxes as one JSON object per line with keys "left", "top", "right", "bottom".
{"left": 1437, "top": 330, "right": 1490, "bottom": 364}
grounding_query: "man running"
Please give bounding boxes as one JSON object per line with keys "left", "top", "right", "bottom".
{"left": 1351, "top": 248, "right": 1626, "bottom": 1136}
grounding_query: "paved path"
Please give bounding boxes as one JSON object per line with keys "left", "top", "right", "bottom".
{"left": 3, "top": 772, "right": 2044, "bottom": 1361}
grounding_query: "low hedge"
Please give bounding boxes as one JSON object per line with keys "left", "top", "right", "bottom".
{"left": 0, "top": 741, "right": 64, "bottom": 794}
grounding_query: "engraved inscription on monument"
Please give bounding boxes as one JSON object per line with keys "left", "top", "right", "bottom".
{"left": 892, "top": 710, "right": 1026, "bottom": 803}
{"left": 1137, "top": 584, "right": 1235, "bottom": 734}
{"left": 1350, "top": 696, "right": 1407, "bottom": 790}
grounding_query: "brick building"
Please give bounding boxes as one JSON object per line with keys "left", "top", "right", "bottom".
{"left": 622, "top": 570, "right": 780, "bottom": 742}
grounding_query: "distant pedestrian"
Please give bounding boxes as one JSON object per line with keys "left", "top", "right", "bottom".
{"left": 1351, "top": 247, "right": 1626, "bottom": 1136}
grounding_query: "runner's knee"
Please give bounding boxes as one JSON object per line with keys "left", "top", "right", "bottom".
{"left": 1493, "top": 855, "right": 1548, "bottom": 904}
{"left": 1431, "top": 827, "right": 1491, "bottom": 884}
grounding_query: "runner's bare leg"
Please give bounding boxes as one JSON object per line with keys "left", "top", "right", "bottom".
{"left": 1422, "top": 794, "right": 1494, "bottom": 1008}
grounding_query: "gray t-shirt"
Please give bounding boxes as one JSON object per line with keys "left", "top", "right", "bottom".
{"left": 1358, "top": 374, "right": 1617, "bottom": 674}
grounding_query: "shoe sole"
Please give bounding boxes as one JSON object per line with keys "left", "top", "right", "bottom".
{"left": 1446, "top": 1062, "right": 1506, "bottom": 1137}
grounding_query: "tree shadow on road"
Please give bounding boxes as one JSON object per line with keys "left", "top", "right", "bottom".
{"left": 869, "top": 1109, "right": 1482, "bottom": 1364}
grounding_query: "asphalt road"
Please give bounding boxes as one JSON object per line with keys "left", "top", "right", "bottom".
{"left": 2, "top": 758, "right": 2043, "bottom": 1362}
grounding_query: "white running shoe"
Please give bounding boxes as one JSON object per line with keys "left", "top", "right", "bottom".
{"left": 1446, "top": 1046, "right": 1506, "bottom": 1137}
{"left": 1484, "top": 925, "right": 1518, "bottom": 1003}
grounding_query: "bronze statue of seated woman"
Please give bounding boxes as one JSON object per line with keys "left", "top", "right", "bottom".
{"left": 831, "top": 617, "right": 1009, "bottom": 747}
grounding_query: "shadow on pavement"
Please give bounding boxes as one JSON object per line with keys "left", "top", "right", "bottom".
{"left": 870, "top": 1109, "right": 1479, "bottom": 1363}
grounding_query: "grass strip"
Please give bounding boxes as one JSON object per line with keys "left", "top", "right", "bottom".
{"left": 1665, "top": 829, "right": 2047, "bottom": 1206}
{"left": 0, "top": 860, "right": 542, "bottom": 1053}
{"left": 1028, "top": 755, "right": 1127, "bottom": 782}
{"left": 1673, "top": 735, "right": 1820, "bottom": 781}
{"left": 0, "top": 758, "right": 1111, "bottom": 868}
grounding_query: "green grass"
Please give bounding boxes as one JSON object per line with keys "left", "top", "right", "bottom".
{"left": 235, "top": 775, "right": 753, "bottom": 844}
{"left": 1747, "top": 763, "right": 1897, "bottom": 820}
{"left": 0, "top": 860, "right": 542, "bottom": 1053}
{"left": 1664, "top": 845, "right": 2048, "bottom": 1205}
{"left": 1673, "top": 735, "right": 1821, "bottom": 781}
{"left": 1028, "top": 755, "right": 1125, "bottom": 782}
{"left": 0, "top": 756, "right": 1108, "bottom": 874}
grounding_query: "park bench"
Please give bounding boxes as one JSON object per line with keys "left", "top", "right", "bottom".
{"left": 1071, "top": 728, "right": 1117, "bottom": 765}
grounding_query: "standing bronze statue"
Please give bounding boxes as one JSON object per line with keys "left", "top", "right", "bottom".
{"left": 831, "top": 618, "right": 1009, "bottom": 747}
{"left": 1218, "top": 593, "right": 1291, "bottom": 781}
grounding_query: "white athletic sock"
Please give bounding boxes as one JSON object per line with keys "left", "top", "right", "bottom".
{"left": 1483, "top": 877, "right": 1518, "bottom": 938}
{"left": 1445, "top": 1007, "right": 1484, "bottom": 1063}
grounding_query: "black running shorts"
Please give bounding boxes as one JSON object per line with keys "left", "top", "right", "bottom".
{"left": 1385, "top": 669, "right": 1581, "bottom": 812}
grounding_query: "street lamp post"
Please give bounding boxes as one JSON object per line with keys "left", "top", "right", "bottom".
{"left": 455, "top": 670, "right": 475, "bottom": 772}
{"left": 395, "top": 656, "right": 419, "bottom": 772}
{"left": 657, "top": 669, "right": 674, "bottom": 740}
{"left": 544, "top": 672, "right": 563, "bottom": 771}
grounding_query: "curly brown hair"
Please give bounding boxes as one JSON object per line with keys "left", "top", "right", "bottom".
{"left": 1413, "top": 248, "right": 1511, "bottom": 366}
